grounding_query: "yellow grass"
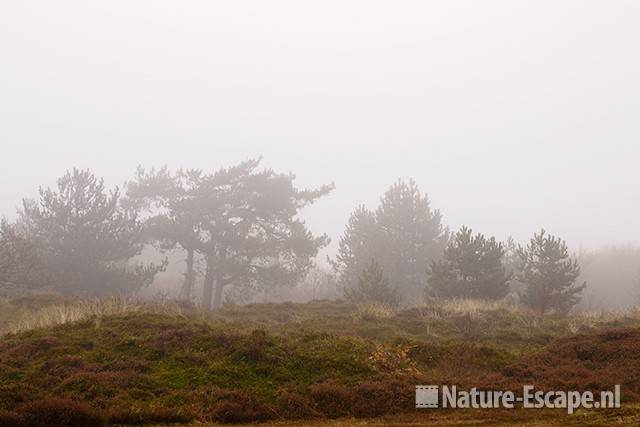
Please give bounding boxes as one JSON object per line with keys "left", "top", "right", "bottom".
{"left": 353, "top": 302, "right": 398, "bottom": 320}
{"left": 3, "top": 296, "right": 193, "bottom": 334}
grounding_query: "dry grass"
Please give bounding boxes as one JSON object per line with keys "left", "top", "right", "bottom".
{"left": 564, "top": 309, "right": 640, "bottom": 334}
{"left": 417, "top": 298, "right": 640, "bottom": 330}
{"left": 2, "top": 296, "right": 196, "bottom": 334}
{"left": 433, "top": 298, "right": 517, "bottom": 314}
{"left": 3, "top": 295, "right": 640, "bottom": 338}
{"left": 353, "top": 303, "right": 397, "bottom": 321}
{"left": 415, "top": 298, "right": 519, "bottom": 321}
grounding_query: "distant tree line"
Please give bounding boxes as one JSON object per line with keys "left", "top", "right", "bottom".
{"left": 332, "top": 180, "right": 586, "bottom": 314}
{"left": 0, "top": 160, "right": 331, "bottom": 309}
{"left": 0, "top": 160, "right": 586, "bottom": 314}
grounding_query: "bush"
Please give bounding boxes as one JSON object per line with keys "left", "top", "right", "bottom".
{"left": 0, "top": 411, "right": 21, "bottom": 427}
{"left": 210, "top": 391, "right": 272, "bottom": 423}
{"left": 107, "top": 407, "right": 192, "bottom": 425}
{"left": 352, "top": 379, "right": 415, "bottom": 417}
{"left": 277, "top": 392, "right": 319, "bottom": 419}
{"left": 17, "top": 398, "right": 103, "bottom": 427}
{"left": 308, "top": 382, "right": 356, "bottom": 418}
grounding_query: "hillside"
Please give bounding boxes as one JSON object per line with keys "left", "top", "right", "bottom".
{"left": 0, "top": 296, "right": 639, "bottom": 426}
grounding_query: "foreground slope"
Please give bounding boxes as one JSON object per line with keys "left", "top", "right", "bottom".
{"left": 0, "top": 297, "right": 638, "bottom": 425}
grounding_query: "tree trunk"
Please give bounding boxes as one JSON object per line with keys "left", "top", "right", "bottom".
{"left": 539, "top": 294, "right": 548, "bottom": 315}
{"left": 201, "top": 256, "right": 215, "bottom": 310}
{"left": 211, "top": 247, "right": 228, "bottom": 309}
{"left": 182, "top": 248, "right": 195, "bottom": 301}
{"left": 212, "top": 272, "right": 225, "bottom": 309}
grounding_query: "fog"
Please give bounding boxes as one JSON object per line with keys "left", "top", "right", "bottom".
{"left": 2, "top": 7, "right": 640, "bottom": 422}
{"left": 2, "top": 0, "right": 640, "bottom": 258}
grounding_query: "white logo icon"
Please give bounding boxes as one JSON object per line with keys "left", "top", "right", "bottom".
{"left": 416, "top": 385, "right": 439, "bottom": 408}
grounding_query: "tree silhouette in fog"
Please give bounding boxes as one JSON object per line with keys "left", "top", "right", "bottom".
{"left": 332, "top": 179, "right": 448, "bottom": 303}
{"left": 344, "top": 259, "right": 400, "bottom": 308}
{"left": 129, "top": 159, "right": 332, "bottom": 309}
{"left": 126, "top": 166, "right": 202, "bottom": 300}
{"left": 17, "top": 169, "right": 163, "bottom": 295}
{"left": 0, "top": 219, "right": 43, "bottom": 289}
{"left": 517, "top": 229, "right": 586, "bottom": 314}
{"left": 330, "top": 206, "right": 380, "bottom": 294}
{"left": 427, "top": 226, "right": 510, "bottom": 300}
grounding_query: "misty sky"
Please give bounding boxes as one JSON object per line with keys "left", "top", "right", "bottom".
{"left": 1, "top": 1, "right": 639, "bottom": 257}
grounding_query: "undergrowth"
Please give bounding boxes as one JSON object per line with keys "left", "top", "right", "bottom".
{"left": 0, "top": 295, "right": 639, "bottom": 425}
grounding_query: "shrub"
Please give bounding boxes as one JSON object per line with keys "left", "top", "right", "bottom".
{"left": 352, "top": 379, "right": 415, "bottom": 417}
{"left": 17, "top": 398, "right": 103, "bottom": 427}
{"left": 308, "top": 382, "right": 356, "bottom": 418}
{"left": 209, "top": 391, "right": 272, "bottom": 423}
{"left": 107, "top": 407, "right": 192, "bottom": 425}
{"left": 368, "top": 345, "right": 418, "bottom": 374}
{"left": 277, "top": 392, "right": 318, "bottom": 419}
{"left": 0, "top": 411, "right": 21, "bottom": 427}
{"left": 239, "top": 329, "right": 272, "bottom": 362}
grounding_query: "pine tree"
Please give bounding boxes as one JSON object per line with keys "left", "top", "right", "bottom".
{"left": 517, "top": 229, "right": 586, "bottom": 314}
{"left": 427, "top": 226, "right": 510, "bottom": 300}
{"left": 332, "top": 179, "right": 447, "bottom": 303}
{"left": 18, "top": 169, "right": 163, "bottom": 295}
{"left": 344, "top": 260, "right": 400, "bottom": 308}
{"left": 130, "top": 159, "right": 333, "bottom": 309}
{"left": 0, "top": 219, "right": 44, "bottom": 289}
{"left": 125, "top": 166, "right": 202, "bottom": 300}
{"left": 329, "top": 206, "right": 380, "bottom": 292}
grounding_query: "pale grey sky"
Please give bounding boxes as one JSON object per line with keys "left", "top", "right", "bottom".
{"left": 1, "top": 1, "right": 639, "bottom": 256}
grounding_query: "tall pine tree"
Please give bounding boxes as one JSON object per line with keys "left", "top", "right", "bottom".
{"left": 517, "top": 229, "right": 586, "bottom": 314}
{"left": 18, "top": 169, "right": 163, "bottom": 295}
{"left": 130, "top": 159, "right": 332, "bottom": 309}
{"left": 332, "top": 179, "right": 448, "bottom": 303}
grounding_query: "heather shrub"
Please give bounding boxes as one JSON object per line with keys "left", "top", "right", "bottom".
{"left": 17, "top": 398, "right": 103, "bottom": 427}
